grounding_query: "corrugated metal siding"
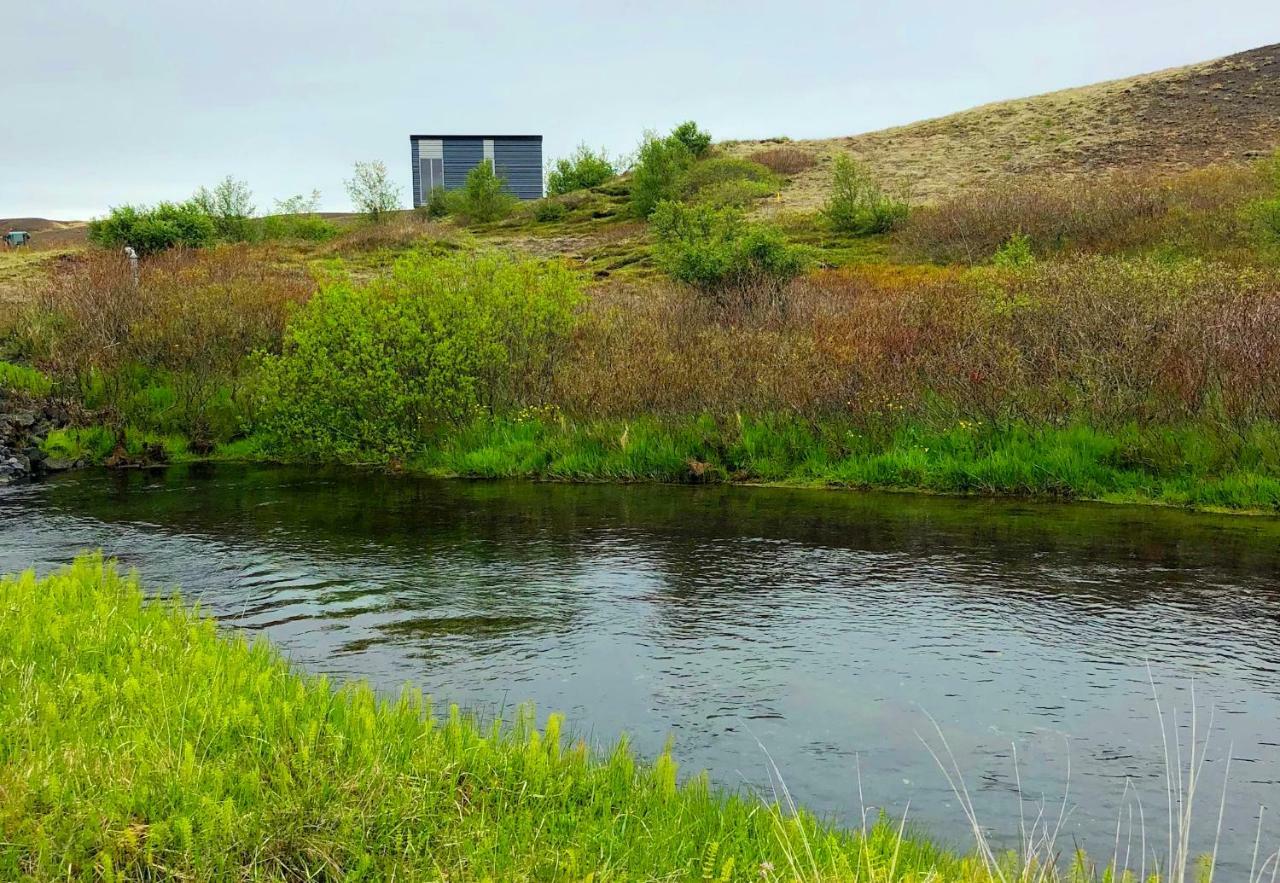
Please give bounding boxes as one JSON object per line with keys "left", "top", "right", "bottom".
{"left": 412, "top": 135, "right": 543, "bottom": 201}
{"left": 443, "top": 138, "right": 484, "bottom": 190}
{"left": 410, "top": 139, "right": 421, "bottom": 207}
{"left": 494, "top": 137, "right": 543, "bottom": 199}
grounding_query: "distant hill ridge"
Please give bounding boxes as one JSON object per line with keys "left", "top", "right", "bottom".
{"left": 730, "top": 42, "right": 1280, "bottom": 207}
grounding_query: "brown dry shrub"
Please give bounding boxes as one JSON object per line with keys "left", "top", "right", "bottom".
{"left": 899, "top": 164, "right": 1273, "bottom": 264}
{"left": 21, "top": 245, "right": 313, "bottom": 436}
{"left": 553, "top": 259, "right": 1280, "bottom": 427}
{"left": 749, "top": 147, "right": 818, "bottom": 176}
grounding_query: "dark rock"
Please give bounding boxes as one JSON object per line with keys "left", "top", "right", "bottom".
{"left": 44, "top": 458, "right": 74, "bottom": 472}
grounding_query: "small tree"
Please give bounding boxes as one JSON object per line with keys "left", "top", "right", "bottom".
{"left": 345, "top": 160, "right": 401, "bottom": 222}
{"left": 457, "top": 160, "right": 515, "bottom": 223}
{"left": 547, "top": 144, "right": 616, "bottom": 195}
{"left": 823, "top": 155, "right": 908, "bottom": 235}
{"left": 193, "top": 175, "right": 256, "bottom": 242}
{"left": 671, "top": 120, "right": 712, "bottom": 158}
{"left": 629, "top": 132, "right": 694, "bottom": 217}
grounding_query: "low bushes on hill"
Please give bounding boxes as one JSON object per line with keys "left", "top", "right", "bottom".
{"left": 750, "top": 146, "right": 817, "bottom": 175}
{"left": 88, "top": 201, "right": 216, "bottom": 256}
{"left": 670, "top": 120, "right": 712, "bottom": 158}
{"left": 679, "top": 156, "right": 779, "bottom": 208}
{"left": 449, "top": 160, "right": 516, "bottom": 223}
{"left": 823, "top": 155, "right": 908, "bottom": 235}
{"left": 546, "top": 143, "right": 616, "bottom": 195}
{"left": 650, "top": 200, "right": 808, "bottom": 313}
{"left": 254, "top": 251, "right": 584, "bottom": 459}
{"left": 899, "top": 160, "right": 1279, "bottom": 264}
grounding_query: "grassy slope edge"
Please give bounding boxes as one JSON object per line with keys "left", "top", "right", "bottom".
{"left": 0, "top": 554, "right": 997, "bottom": 882}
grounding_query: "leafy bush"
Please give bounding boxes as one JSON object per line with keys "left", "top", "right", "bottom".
{"left": 453, "top": 160, "right": 516, "bottom": 223}
{"left": 192, "top": 175, "right": 256, "bottom": 242}
{"left": 534, "top": 200, "right": 568, "bottom": 222}
{"left": 823, "top": 155, "right": 908, "bottom": 235}
{"left": 992, "top": 232, "right": 1035, "bottom": 268}
{"left": 423, "top": 185, "right": 451, "bottom": 219}
{"left": 255, "top": 252, "right": 584, "bottom": 459}
{"left": 650, "top": 201, "right": 808, "bottom": 311}
{"left": 547, "top": 144, "right": 616, "bottom": 196}
{"left": 88, "top": 201, "right": 216, "bottom": 256}
{"left": 629, "top": 132, "right": 694, "bottom": 217}
{"left": 680, "top": 157, "right": 778, "bottom": 208}
{"left": 344, "top": 160, "right": 401, "bottom": 221}
{"left": 750, "top": 147, "right": 816, "bottom": 175}
{"left": 670, "top": 121, "right": 712, "bottom": 158}
{"left": 261, "top": 190, "right": 339, "bottom": 241}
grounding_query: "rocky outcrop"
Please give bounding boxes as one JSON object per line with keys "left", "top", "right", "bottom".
{"left": 0, "top": 394, "right": 75, "bottom": 484}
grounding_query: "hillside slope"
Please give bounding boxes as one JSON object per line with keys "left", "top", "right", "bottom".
{"left": 730, "top": 43, "right": 1280, "bottom": 208}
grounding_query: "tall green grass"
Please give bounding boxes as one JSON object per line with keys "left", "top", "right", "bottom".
{"left": 411, "top": 416, "right": 1280, "bottom": 512}
{"left": 2, "top": 554, "right": 1003, "bottom": 881}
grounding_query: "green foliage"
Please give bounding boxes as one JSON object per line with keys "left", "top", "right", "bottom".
{"left": 262, "top": 191, "right": 338, "bottom": 241}
{"left": 254, "top": 251, "right": 584, "bottom": 459}
{"left": 423, "top": 185, "right": 451, "bottom": 219}
{"left": 0, "top": 360, "right": 52, "bottom": 396}
{"left": 88, "top": 201, "right": 216, "bottom": 256}
{"left": 993, "top": 232, "right": 1036, "bottom": 268}
{"left": 823, "top": 154, "right": 909, "bottom": 235}
{"left": 533, "top": 199, "right": 568, "bottom": 222}
{"left": 670, "top": 120, "right": 712, "bottom": 158}
{"left": 1, "top": 553, "right": 1004, "bottom": 881}
{"left": 192, "top": 175, "right": 257, "bottom": 242}
{"left": 344, "top": 160, "right": 401, "bottom": 221}
{"left": 650, "top": 201, "right": 808, "bottom": 306}
{"left": 454, "top": 160, "right": 516, "bottom": 223}
{"left": 546, "top": 143, "right": 616, "bottom": 196}
{"left": 680, "top": 156, "right": 779, "bottom": 208}
{"left": 629, "top": 131, "right": 694, "bottom": 217}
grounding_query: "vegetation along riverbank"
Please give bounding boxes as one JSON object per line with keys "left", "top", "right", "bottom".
{"left": 4, "top": 109, "right": 1280, "bottom": 512}
{"left": 0, "top": 553, "right": 1253, "bottom": 881}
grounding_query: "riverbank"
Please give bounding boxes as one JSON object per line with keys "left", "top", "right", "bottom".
{"left": 2, "top": 553, "right": 991, "bottom": 881}
{"left": 38, "top": 415, "right": 1280, "bottom": 514}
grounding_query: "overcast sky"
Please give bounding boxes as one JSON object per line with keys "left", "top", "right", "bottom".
{"left": 3, "top": 1, "right": 1277, "bottom": 219}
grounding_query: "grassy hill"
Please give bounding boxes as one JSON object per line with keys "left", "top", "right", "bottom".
{"left": 726, "top": 42, "right": 1280, "bottom": 209}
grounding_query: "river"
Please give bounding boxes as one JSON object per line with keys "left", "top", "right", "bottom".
{"left": 2, "top": 464, "right": 1277, "bottom": 871}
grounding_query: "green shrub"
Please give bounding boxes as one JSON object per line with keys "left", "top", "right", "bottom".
{"left": 534, "top": 200, "right": 568, "bottom": 222}
{"left": 993, "top": 232, "right": 1035, "bottom": 268}
{"left": 261, "top": 191, "right": 339, "bottom": 241}
{"left": 255, "top": 251, "right": 584, "bottom": 459}
{"left": 670, "top": 120, "right": 712, "bottom": 158}
{"left": 547, "top": 144, "right": 616, "bottom": 196}
{"left": 823, "top": 155, "right": 908, "bottom": 235}
{"left": 423, "top": 185, "right": 451, "bottom": 219}
{"left": 453, "top": 160, "right": 516, "bottom": 223}
{"left": 629, "top": 132, "right": 694, "bottom": 217}
{"left": 88, "top": 201, "right": 216, "bottom": 256}
{"left": 680, "top": 157, "right": 778, "bottom": 207}
{"left": 192, "top": 175, "right": 257, "bottom": 242}
{"left": 650, "top": 201, "right": 808, "bottom": 310}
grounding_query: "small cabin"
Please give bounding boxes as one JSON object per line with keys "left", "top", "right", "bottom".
{"left": 409, "top": 135, "right": 543, "bottom": 207}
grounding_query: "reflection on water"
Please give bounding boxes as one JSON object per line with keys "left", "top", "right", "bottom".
{"left": 2, "top": 464, "right": 1278, "bottom": 868}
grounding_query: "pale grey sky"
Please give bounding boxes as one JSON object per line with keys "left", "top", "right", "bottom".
{"left": 3, "top": 1, "right": 1277, "bottom": 219}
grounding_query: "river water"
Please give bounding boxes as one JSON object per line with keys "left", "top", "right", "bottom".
{"left": 2, "top": 464, "right": 1278, "bottom": 871}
